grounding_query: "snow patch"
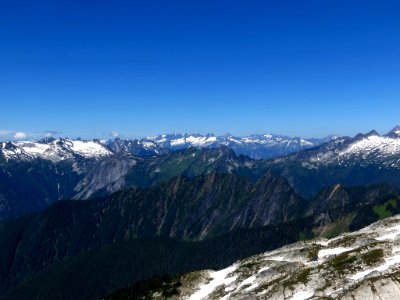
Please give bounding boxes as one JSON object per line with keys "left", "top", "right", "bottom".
{"left": 267, "top": 256, "right": 285, "bottom": 261}
{"left": 189, "top": 266, "right": 237, "bottom": 300}
{"left": 237, "top": 275, "right": 256, "bottom": 289}
{"left": 350, "top": 255, "right": 400, "bottom": 280}
{"left": 376, "top": 224, "right": 400, "bottom": 241}
{"left": 318, "top": 247, "right": 353, "bottom": 258}
{"left": 258, "top": 266, "right": 270, "bottom": 273}
{"left": 291, "top": 290, "right": 314, "bottom": 300}
{"left": 69, "top": 140, "right": 111, "bottom": 157}
{"left": 326, "top": 287, "right": 343, "bottom": 296}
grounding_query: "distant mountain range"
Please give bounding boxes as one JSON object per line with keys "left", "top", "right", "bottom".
{"left": 0, "top": 132, "right": 335, "bottom": 160}
{"left": 1, "top": 126, "right": 400, "bottom": 219}
{"left": 145, "top": 133, "right": 336, "bottom": 159}
{"left": 2, "top": 126, "right": 398, "bottom": 163}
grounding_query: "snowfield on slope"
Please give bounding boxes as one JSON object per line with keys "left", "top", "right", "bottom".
{"left": 303, "top": 131, "right": 400, "bottom": 168}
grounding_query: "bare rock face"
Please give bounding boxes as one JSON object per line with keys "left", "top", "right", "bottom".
{"left": 340, "top": 278, "right": 400, "bottom": 300}
{"left": 73, "top": 155, "right": 137, "bottom": 199}
{"left": 151, "top": 215, "right": 400, "bottom": 299}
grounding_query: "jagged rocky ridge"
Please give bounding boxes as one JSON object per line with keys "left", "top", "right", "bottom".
{"left": 139, "top": 215, "right": 400, "bottom": 300}
{"left": 0, "top": 137, "right": 167, "bottom": 161}
{"left": 272, "top": 126, "right": 400, "bottom": 167}
{"left": 264, "top": 126, "right": 400, "bottom": 197}
{"left": 2, "top": 127, "right": 400, "bottom": 219}
{"left": 0, "top": 132, "right": 332, "bottom": 162}
{"left": 0, "top": 126, "right": 400, "bottom": 219}
{"left": 0, "top": 146, "right": 267, "bottom": 219}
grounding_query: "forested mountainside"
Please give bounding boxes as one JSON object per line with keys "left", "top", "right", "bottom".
{"left": 0, "top": 146, "right": 267, "bottom": 220}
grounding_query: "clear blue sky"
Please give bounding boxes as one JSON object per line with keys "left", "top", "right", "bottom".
{"left": 1, "top": 0, "right": 400, "bottom": 140}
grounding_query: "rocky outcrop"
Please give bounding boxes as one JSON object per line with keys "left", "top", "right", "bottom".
{"left": 153, "top": 216, "right": 400, "bottom": 300}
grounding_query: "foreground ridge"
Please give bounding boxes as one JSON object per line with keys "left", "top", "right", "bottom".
{"left": 147, "top": 215, "right": 400, "bottom": 299}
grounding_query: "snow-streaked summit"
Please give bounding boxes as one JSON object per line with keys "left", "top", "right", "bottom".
{"left": 105, "top": 138, "right": 167, "bottom": 157}
{"left": 278, "top": 126, "right": 400, "bottom": 169}
{"left": 0, "top": 138, "right": 112, "bottom": 162}
{"left": 339, "top": 134, "right": 400, "bottom": 158}
{"left": 386, "top": 125, "right": 400, "bottom": 138}
{"left": 147, "top": 133, "right": 218, "bottom": 148}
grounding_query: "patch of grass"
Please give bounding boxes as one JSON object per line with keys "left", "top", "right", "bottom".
{"left": 160, "top": 280, "right": 182, "bottom": 297}
{"left": 329, "top": 252, "right": 357, "bottom": 274}
{"left": 240, "top": 261, "right": 261, "bottom": 270}
{"left": 329, "top": 235, "right": 357, "bottom": 248}
{"left": 373, "top": 199, "right": 397, "bottom": 220}
{"left": 296, "top": 268, "right": 311, "bottom": 284}
{"left": 283, "top": 268, "right": 311, "bottom": 287}
{"left": 313, "top": 214, "right": 353, "bottom": 239}
{"left": 361, "top": 249, "right": 384, "bottom": 266}
{"left": 298, "top": 232, "right": 307, "bottom": 241}
{"left": 388, "top": 199, "right": 397, "bottom": 208}
{"left": 325, "top": 224, "right": 350, "bottom": 239}
{"left": 307, "top": 245, "right": 320, "bottom": 261}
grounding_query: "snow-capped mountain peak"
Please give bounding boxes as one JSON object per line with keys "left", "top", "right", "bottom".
{"left": 276, "top": 128, "right": 400, "bottom": 170}
{"left": 339, "top": 134, "right": 400, "bottom": 158}
{"left": 147, "top": 133, "right": 217, "bottom": 148}
{"left": 387, "top": 125, "right": 400, "bottom": 138}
